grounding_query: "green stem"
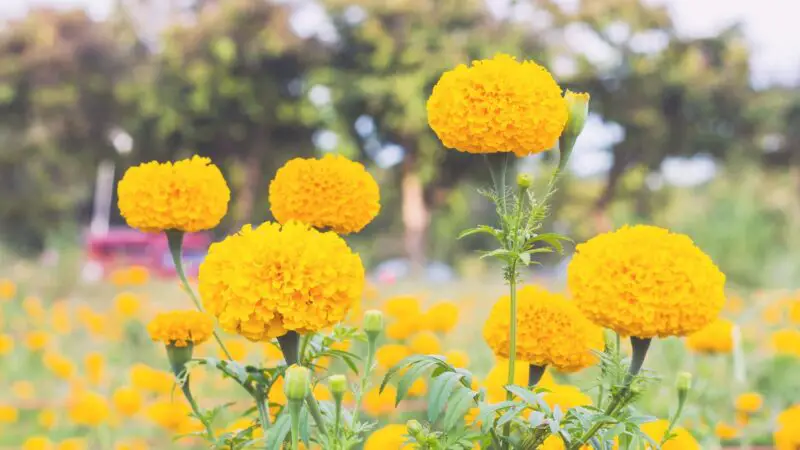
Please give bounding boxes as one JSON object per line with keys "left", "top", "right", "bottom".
{"left": 180, "top": 376, "right": 215, "bottom": 440}
{"left": 661, "top": 399, "right": 687, "bottom": 446}
{"left": 166, "top": 230, "right": 233, "bottom": 361}
{"left": 306, "top": 393, "right": 326, "bottom": 431}
{"left": 289, "top": 400, "right": 302, "bottom": 450}
{"left": 351, "top": 336, "right": 377, "bottom": 427}
{"left": 298, "top": 333, "right": 313, "bottom": 365}
{"left": 255, "top": 389, "right": 271, "bottom": 433}
{"left": 502, "top": 268, "right": 518, "bottom": 449}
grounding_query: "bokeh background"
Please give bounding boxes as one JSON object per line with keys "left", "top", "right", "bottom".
{"left": 1, "top": 0, "right": 800, "bottom": 449}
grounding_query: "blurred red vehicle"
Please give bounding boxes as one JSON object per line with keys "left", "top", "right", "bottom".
{"left": 82, "top": 227, "right": 212, "bottom": 282}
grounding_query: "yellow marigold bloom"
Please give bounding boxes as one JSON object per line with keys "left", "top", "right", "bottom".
{"left": 112, "top": 386, "right": 142, "bottom": 417}
{"left": 269, "top": 154, "right": 380, "bottom": 234}
{"left": 641, "top": 419, "right": 699, "bottom": 450}
{"left": 376, "top": 344, "right": 411, "bottom": 370}
{"left": 269, "top": 376, "right": 287, "bottom": 407}
{"left": 114, "top": 440, "right": 149, "bottom": 450}
{"left": 129, "top": 363, "right": 174, "bottom": 395}
{"left": 568, "top": 225, "right": 726, "bottom": 338}
{"left": 408, "top": 379, "right": 427, "bottom": 397}
{"left": 790, "top": 300, "right": 800, "bottom": 324}
{"left": 12, "top": 380, "right": 35, "bottom": 400}
{"left": 775, "top": 404, "right": 800, "bottom": 450}
{"left": 715, "top": 422, "right": 738, "bottom": 440}
{"left": 445, "top": 350, "right": 470, "bottom": 368}
{"left": 114, "top": 292, "right": 142, "bottom": 319}
{"left": 43, "top": 352, "right": 76, "bottom": 380}
{"left": 117, "top": 155, "right": 230, "bottom": 233}
{"left": 427, "top": 53, "right": 567, "bottom": 156}
{"left": 364, "top": 424, "right": 412, "bottom": 450}
{"left": 422, "top": 301, "right": 459, "bottom": 333}
{"left": 0, "top": 278, "right": 16, "bottom": 300}
{"left": 199, "top": 221, "right": 364, "bottom": 341}
{"left": 68, "top": 390, "right": 110, "bottom": 426}
{"left": 51, "top": 302, "right": 72, "bottom": 335}
{"left": 0, "top": 405, "right": 18, "bottom": 423}
{"left": 410, "top": 331, "right": 442, "bottom": 355}
{"left": 772, "top": 328, "right": 800, "bottom": 356}
{"left": 686, "top": 318, "right": 734, "bottom": 354}
{"left": 483, "top": 286, "right": 603, "bottom": 372}
{"left": 362, "top": 385, "right": 397, "bottom": 416}
{"left": 484, "top": 359, "right": 529, "bottom": 403}
{"left": 145, "top": 399, "right": 191, "bottom": 432}
{"left": 735, "top": 392, "right": 763, "bottom": 413}
{"left": 25, "top": 330, "right": 49, "bottom": 351}
{"left": 384, "top": 296, "right": 422, "bottom": 319}
{"left": 57, "top": 438, "right": 87, "bottom": 450}
{"left": 542, "top": 385, "right": 592, "bottom": 411}
{"left": 85, "top": 352, "right": 105, "bottom": 386}
{"left": 23, "top": 437, "right": 53, "bottom": 450}
{"left": 147, "top": 310, "right": 214, "bottom": 347}
{"left": 386, "top": 319, "right": 419, "bottom": 341}
{"left": 0, "top": 334, "right": 14, "bottom": 355}
{"left": 221, "top": 339, "right": 249, "bottom": 361}
{"left": 38, "top": 409, "right": 57, "bottom": 429}
{"left": 23, "top": 296, "right": 46, "bottom": 322}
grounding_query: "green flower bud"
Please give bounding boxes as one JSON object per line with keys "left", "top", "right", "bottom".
{"left": 329, "top": 374, "right": 347, "bottom": 398}
{"left": 516, "top": 173, "right": 532, "bottom": 190}
{"left": 676, "top": 372, "right": 692, "bottom": 401}
{"left": 363, "top": 310, "right": 384, "bottom": 339}
{"left": 564, "top": 90, "right": 590, "bottom": 137}
{"left": 406, "top": 419, "right": 424, "bottom": 437}
{"left": 284, "top": 365, "right": 311, "bottom": 401}
{"left": 166, "top": 342, "right": 194, "bottom": 377}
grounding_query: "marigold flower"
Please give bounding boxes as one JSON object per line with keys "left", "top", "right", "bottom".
{"left": 85, "top": 352, "right": 105, "bottom": 386}
{"left": 641, "top": 419, "right": 699, "bottom": 449}
{"left": 12, "top": 381, "right": 35, "bottom": 400}
{"left": 409, "top": 331, "right": 442, "bottom": 355}
{"left": 114, "top": 292, "right": 142, "bottom": 319}
{"left": 715, "top": 422, "right": 738, "bottom": 440}
{"left": 386, "top": 320, "right": 419, "bottom": 341}
{"left": 57, "top": 438, "right": 87, "bottom": 450}
{"left": 775, "top": 404, "right": 800, "bottom": 450}
{"left": 0, "top": 334, "right": 14, "bottom": 355}
{"left": 542, "top": 384, "right": 592, "bottom": 411}
{"left": 112, "top": 386, "right": 142, "bottom": 417}
{"left": 38, "top": 409, "right": 56, "bottom": 429}
{"left": 198, "top": 221, "right": 364, "bottom": 341}
{"left": 686, "top": 318, "right": 734, "bottom": 354}
{"left": 772, "top": 328, "right": 800, "bottom": 356}
{"left": 51, "top": 302, "right": 72, "bottom": 335}
{"left": 0, "top": 405, "right": 18, "bottom": 423}
{"left": 445, "top": 350, "right": 470, "bottom": 368}
{"left": 483, "top": 286, "right": 603, "bottom": 372}
{"left": 269, "top": 154, "right": 380, "bottom": 234}
{"left": 43, "top": 352, "right": 76, "bottom": 380}
{"left": 484, "top": 359, "right": 530, "bottom": 403}
{"left": 117, "top": 155, "right": 230, "bottom": 233}
{"left": 422, "top": 301, "right": 459, "bottom": 333}
{"left": 25, "top": 330, "right": 49, "bottom": 351}
{"left": 376, "top": 344, "right": 411, "bottom": 370}
{"left": 145, "top": 399, "right": 191, "bottom": 432}
{"left": 408, "top": 379, "right": 427, "bottom": 397}
{"left": 384, "top": 296, "right": 422, "bottom": 319}
{"left": 568, "top": 225, "right": 726, "bottom": 338}
{"left": 364, "top": 424, "right": 412, "bottom": 450}
{"left": 68, "top": 390, "right": 110, "bottom": 426}
{"left": 735, "top": 392, "right": 763, "bottom": 413}
{"left": 23, "top": 296, "right": 46, "bottom": 322}
{"left": 362, "top": 385, "right": 397, "bottom": 416}
{"left": 221, "top": 339, "right": 249, "bottom": 361}
{"left": 22, "top": 437, "right": 52, "bottom": 450}
{"left": 0, "top": 278, "right": 16, "bottom": 300}
{"left": 147, "top": 310, "right": 214, "bottom": 347}
{"left": 129, "top": 363, "right": 174, "bottom": 395}
{"left": 427, "top": 53, "right": 567, "bottom": 156}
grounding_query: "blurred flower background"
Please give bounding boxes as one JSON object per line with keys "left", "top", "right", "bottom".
{"left": 1, "top": 0, "right": 800, "bottom": 448}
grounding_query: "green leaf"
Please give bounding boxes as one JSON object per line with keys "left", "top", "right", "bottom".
{"left": 396, "top": 361, "right": 436, "bottom": 405}
{"left": 265, "top": 414, "right": 291, "bottom": 450}
{"left": 442, "top": 388, "right": 476, "bottom": 431}
{"left": 458, "top": 225, "right": 501, "bottom": 240}
{"left": 428, "top": 371, "right": 467, "bottom": 423}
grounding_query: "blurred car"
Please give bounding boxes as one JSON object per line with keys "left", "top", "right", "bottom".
{"left": 81, "top": 227, "right": 212, "bottom": 282}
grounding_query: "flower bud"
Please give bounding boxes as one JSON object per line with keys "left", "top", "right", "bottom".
{"left": 284, "top": 365, "right": 311, "bottom": 401}
{"left": 564, "top": 91, "right": 590, "bottom": 137}
{"left": 516, "top": 173, "right": 532, "bottom": 190}
{"left": 166, "top": 342, "right": 194, "bottom": 377}
{"left": 329, "top": 374, "right": 347, "bottom": 398}
{"left": 676, "top": 372, "right": 692, "bottom": 393}
{"left": 363, "top": 310, "right": 384, "bottom": 339}
{"left": 406, "top": 419, "right": 424, "bottom": 437}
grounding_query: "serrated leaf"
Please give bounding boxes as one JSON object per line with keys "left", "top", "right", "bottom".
{"left": 458, "top": 225, "right": 501, "bottom": 240}
{"left": 504, "top": 385, "right": 540, "bottom": 406}
{"left": 428, "top": 371, "right": 465, "bottom": 423}
{"left": 442, "top": 388, "right": 475, "bottom": 431}
{"left": 396, "top": 361, "right": 435, "bottom": 405}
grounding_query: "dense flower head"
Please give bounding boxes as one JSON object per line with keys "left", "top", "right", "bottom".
{"left": 269, "top": 154, "right": 380, "bottom": 234}
{"left": 117, "top": 155, "right": 230, "bottom": 233}
{"left": 427, "top": 53, "right": 568, "bottom": 156}
{"left": 199, "top": 221, "right": 365, "bottom": 341}
{"left": 686, "top": 318, "right": 734, "bottom": 354}
{"left": 735, "top": 392, "right": 763, "bottom": 413}
{"left": 775, "top": 404, "right": 800, "bottom": 450}
{"left": 542, "top": 384, "right": 592, "bottom": 411}
{"left": 483, "top": 285, "right": 603, "bottom": 372}
{"left": 147, "top": 310, "right": 215, "bottom": 347}
{"left": 364, "top": 424, "right": 412, "bottom": 450}
{"left": 568, "top": 225, "right": 726, "bottom": 338}
{"left": 641, "top": 419, "right": 699, "bottom": 450}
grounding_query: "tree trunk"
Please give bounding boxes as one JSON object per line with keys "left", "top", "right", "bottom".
{"left": 233, "top": 150, "right": 262, "bottom": 227}
{"left": 592, "top": 151, "right": 627, "bottom": 232}
{"left": 401, "top": 160, "right": 429, "bottom": 273}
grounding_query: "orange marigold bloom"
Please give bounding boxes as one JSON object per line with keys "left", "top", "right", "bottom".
{"left": 734, "top": 392, "right": 763, "bottom": 414}
{"left": 686, "top": 318, "right": 734, "bottom": 354}
{"left": 775, "top": 404, "right": 800, "bottom": 450}
{"left": 147, "top": 310, "right": 215, "bottom": 347}
{"left": 641, "top": 419, "right": 700, "bottom": 450}
{"left": 568, "top": 225, "right": 725, "bottom": 338}
{"left": 427, "top": 54, "right": 568, "bottom": 156}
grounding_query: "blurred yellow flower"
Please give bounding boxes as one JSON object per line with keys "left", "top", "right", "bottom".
{"left": 222, "top": 340, "right": 249, "bottom": 361}
{"left": 130, "top": 364, "right": 174, "bottom": 395}
{"left": 114, "top": 292, "right": 142, "bottom": 319}
{"left": 445, "top": 350, "right": 470, "bottom": 368}
{"left": 85, "top": 352, "right": 105, "bottom": 386}
{"left": 715, "top": 422, "right": 738, "bottom": 440}
{"left": 77, "top": 306, "right": 106, "bottom": 338}
{"left": 362, "top": 385, "right": 396, "bottom": 416}
{"left": 110, "top": 266, "right": 151, "bottom": 287}
{"left": 641, "top": 419, "right": 699, "bottom": 449}
{"left": 483, "top": 286, "right": 603, "bottom": 372}
{"left": 384, "top": 296, "right": 422, "bottom": 319}
{"left": 22, "top": 436, "right": 53, "bottom": 450}
{"left": 422, "top": 301, "right": 459, "bottom": 333}
{"left": 118, "top": 156, "right": 230, "bottom": 233}
{"left": 147, "top": 310, "right": 214, "bottom": 347}
{"left": 408, "top": 379, "right": 427, "bottom": 397}
{"left": 686, "top": 319, "right": 734, "bottom": 354}
{"left": 37, "top": 408, "right": 57, "bottom": 429}
{"left": 484, "top": 359, "right": 529, "bottom": 403}
{"left": 51, "top": 302, "right": 72, "bottom": 335}
{"left": 542, "top": 385, "right": 592, "bottom": 411}
{"left": 0, "top": 405, "right": 19, "bottom": 423}
{"left": 145, "top": 399, "right": 191, "bottom": 432}
{"left": 313, "top": 384, "right": 332, "bottom": 402}
{"left": 12, "top": 380, "right": 36, "bottom": 400}
{"left": 772, "top": 328, "right": 800, "bottom": 356}
{"left": 199, "top": 221, "right": 364, "bottom": 341}
{"left": 269, "top": 154, "right": 381, "bottom": 234}
{"left": 68, "top": 390, "right": 110, "bottom": 426}
{"left": 269, "top": 376, "right": 287, "bottom": 407}
{"left": 410, "top": 331, "right": 442, "bottom": 355}
{"left": 364, "top": 424, "right": 412, "bottom": 450}
{"left": 386, "top": 320, "right": 418, "bottom": 341}
{"left": 263, "top": 342, "right": 284, "bottom": 364}
{"left": 222, "top": 417, "right": 263, "bottom": 438}
{"left": 25, "top": 330, "right": 49, "bottom": 351}
{"left": 790, "top": 300, "right": 800, "bottom": 324}
{"left": 113, "top": 440, "right": 150, "bottom": 450}
{"left": 0, "top": 334, "right": 14, "bottom": 355}
{"left": 23, "top": 296, "right": 46, "bottom": 323}
{"left": 57, "top": 438, "right": 87, "bottom": 450}
{"left": 734, "top": 392, "right": 763, "bottom": 414}
{"left": 775, "top": 404, "right": 800, "bottom": 450}
{"left": 43, "top": 352, "right": 76, "bottom": 380}
{"left": 0, "top": 278, "right": 16, "bottom": 300}
{"left": 568, "top": 225, "right": 725, "bottom": 338}
{"left": 376, "top": 344, "right": 411, "bottom": 370}
{"left": 112, "top": 386, "right": 142, "bottom": 417}
{"left": 427, "top": 54, "right": 567, "bottom": 156}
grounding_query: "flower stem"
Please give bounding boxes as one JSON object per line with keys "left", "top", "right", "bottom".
{"left": 351, "top": 333, "right": 378, "bottom": 427}
{"left": 289, "top": 400, "right": 302, "bottom": 450}
{"left": 502, "top": 268, "right": 518, "bottom": 449}
{"left": 306, "top": 392, "right": 326, "bottom": 432}
{"left": 180, "top": 375, "right": 215, "bottom": 440}
{"left": 165, "top": 230, "right": 233, "bottom": 361}
{"left": 277, "top": 331, "right": 326, "bottom": 432}
{"left": 255, "top": 389, "right": 271, "bottom": 433}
